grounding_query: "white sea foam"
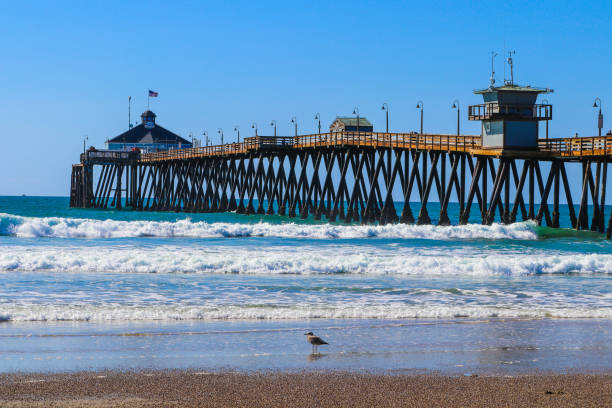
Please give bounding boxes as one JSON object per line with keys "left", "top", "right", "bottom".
{"left": 2, "top": 303, "right": 612, "bottom": 322}
{"left": 0, "top": 245, "right": 610, "bottom": 276}
{"left": 0, "top": 213, "right": 538, "bottom": 240}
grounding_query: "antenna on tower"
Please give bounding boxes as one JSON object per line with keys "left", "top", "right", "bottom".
{"left": 490, "top": 51, "right": 498, "bottom": 88}
{"left": 506, "top": 50, "right": 516, "bottom": 85}
{"left": 128, "top": 96, "right": 132, "bottom": 129}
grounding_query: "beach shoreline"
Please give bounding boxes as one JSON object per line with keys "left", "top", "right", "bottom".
{"left": 2, "top": 370, "right": 611, "bottom": 407}
{"left": 3, "top": 318, "right": 612, "bottom": 375}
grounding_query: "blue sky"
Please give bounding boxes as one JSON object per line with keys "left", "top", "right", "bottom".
{"left": 0, "top": 1, "right": 611, "bottom": 195}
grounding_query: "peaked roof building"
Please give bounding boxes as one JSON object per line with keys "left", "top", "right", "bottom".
{"left": 105, "top": 110, "right": 191, "bottom": 151}
{"left": 330, "top": 116, "right": 374, "bottom": 132}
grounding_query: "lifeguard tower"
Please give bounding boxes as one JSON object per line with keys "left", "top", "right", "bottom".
{"left": 468, "top": 53, "right": 553, "bottom": 150}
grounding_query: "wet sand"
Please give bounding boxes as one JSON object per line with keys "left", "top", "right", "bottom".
{"left": 1, "top": 371, "right": 611, "bottom": 407}
{"left": 4, "top": 319, "right": 612, "bottom": 375}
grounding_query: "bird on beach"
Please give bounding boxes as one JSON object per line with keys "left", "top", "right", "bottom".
{"left": 304, "top": 332, "right": 328, "bottom": 354}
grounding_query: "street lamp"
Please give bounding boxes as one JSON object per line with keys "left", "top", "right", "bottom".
{"left": 128, "top": 96, "right": 133, "bottom": 129}
{"left": 416, "top": 101, "right": 424, "bottom": 134}
{"left": 290, "top": 117, "right": 297, "bottom": 136}
{"left": 251, "top": 122, "right": 258, "bottom": 137}
{"left": 452, "top": 100, "right": 460, "bottom": 137}
{"left": 542, "top": 98, "right": 549, "bottom": 139}
{"left": 270, "top": 120, "right": 277, "bottom": 137}
{"left": 202, "top": 131, "right": 208, "bottom": 146}
{"left": 594, "top": 97, "right": 603, "bottom": 137}
{"left": 381, "top": 103, "right": 389, "bottom": 133}
{"left": 352, "top": 107, "right": 360, "bottom": 133}
{"left": 217, "top": 128, "right": 224, "bottom": 145}
{"left": 234, "top": 126, "right": 240, "bottom": 143}
{"left": 83, "top": 135, "right": 88, "bottom": 154}
{"left": 314, "top": 113, "right": 321, "bottom": 134}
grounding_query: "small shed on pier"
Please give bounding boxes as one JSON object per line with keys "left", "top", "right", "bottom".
{"left": 330, "top": 117, "right": 374, "bottom": 133}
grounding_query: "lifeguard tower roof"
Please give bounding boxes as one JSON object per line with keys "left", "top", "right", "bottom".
{"left": 474, "top": 84, "right": 553, "bottom": 94}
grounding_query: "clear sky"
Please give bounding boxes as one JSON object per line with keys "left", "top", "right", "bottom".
{"left": 0, "top": 1, "right": 611, "bottom": 196}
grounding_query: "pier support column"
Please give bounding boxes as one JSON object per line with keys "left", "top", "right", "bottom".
{"left": 599, "top": 162, "right": 608, "bottom": 233}
{"left": 528, "top": 160, "right": 535, "bottom": 220}
{"left": 502, "top": 159, "right": 511, "bottom": 224}
{"left": 577, "top": 161, "right": 590, "bottom": 230}
{"left": 416, "top": 151, "right": 432, "bottom": 225}
{"left": 591, "top": 161, "right": 602, "bottom": 231}
{"left": 552, "top": 161, "right": 560, "bottom": 228}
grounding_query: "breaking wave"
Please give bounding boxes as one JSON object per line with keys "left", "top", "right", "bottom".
{"left": 2, "top": 304, "right": 612, "bottom": 322}
{"left": 0, "top": 245, "right": 610, "bottom": 276}
{"left": 0, "top": 213, "right": 538, "bottom": 240}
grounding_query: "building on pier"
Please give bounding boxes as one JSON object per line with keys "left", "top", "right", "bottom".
{"left": 330, "top": 117, "right": 374, "bottom": 133}
{"left": 105, "top": 110, "right": 192, "bottom": 152}
{"left": 469, "top": 84, "right": 553, "bottom": 150}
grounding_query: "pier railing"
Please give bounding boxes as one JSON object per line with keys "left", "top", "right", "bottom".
{"left": 138, "top": 132, "right": 482, "bottom": 162}
{"left": 83, "top": 133, "right": 612, "bottom": 165}
{"left": 81, "top": 149, "right": 138, "bottom": 164}
{"left": 142, "top": 142, "right": 247, "bottom": 162}
{"left": 245, "top": 136, "right": 294, "bottom": 150}
{"left": 293, "top": 132, "right": 481, "bottom": 151}
{"left": 538, "top": 135, "right": 612, "bottom": 157}
{"left": 468, "top": 103, "right": 552, "bottom": 121}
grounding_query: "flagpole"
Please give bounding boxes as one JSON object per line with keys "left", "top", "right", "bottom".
{"left": 147, "top": 91, "right": 150, "bottom": 110}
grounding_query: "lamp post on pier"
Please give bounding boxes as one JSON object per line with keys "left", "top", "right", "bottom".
{"left": 270, "top": 120, "right": 277, "bottom": 137}
{"left": 83, "top": 135, "right": 88, "bottom": 154}
{"left": 452, "top": 100, "right": 460, "bottom": 137}
{"left": 314, "top": 113, "right": 321, "bottom": 134}
{"left": 594, "top": 97, "right": 603, "bottom": 137}
{"left": 291, "top": 117, "right": 297, "bottom": 137}
{"left": 416, "top": 101, "right": 424, "bottom": 134}
{"left": 203, "top": 131, "right": 208, "bottom": 146}
{"left": 128, "top": 96, "right": 132, "bottom": 129}
{"left": 251, "top": 123, "right": 258, "bottom": 137}
{"left": 352, "top": 107, "right": 360, "bottom": 133}
{"left": 234, "top": 126, "right": 240, "bottom": 143}
{"left": 217, "top": 128, "right": 224, "bottom": 145}
{"left": 381, "top": 103, "right": 389, "bottom": 133}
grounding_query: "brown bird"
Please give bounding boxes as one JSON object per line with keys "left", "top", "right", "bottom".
{"left": 304, "top": 332, "right": 328, "bottom": 354}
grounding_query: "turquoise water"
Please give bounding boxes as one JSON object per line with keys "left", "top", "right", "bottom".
{"left": 1, "top": 196, "right": 611, "bottom": 373}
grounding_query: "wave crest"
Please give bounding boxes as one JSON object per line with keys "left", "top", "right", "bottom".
{"left": 0, "top": 213, "right": 538, "bottom": 240}
{"left": 2, "top": 304, "right": 612, "bottom": 322}
{"left": 0, "top": 246, "right": 610, "bottom": 275}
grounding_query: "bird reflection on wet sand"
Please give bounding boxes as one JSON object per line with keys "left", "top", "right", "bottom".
{"left": 307, "top": 353, "right": 326, "bottom": 363}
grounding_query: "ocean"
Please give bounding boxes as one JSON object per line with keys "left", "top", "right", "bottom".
{"left": 1, "top": 196, "right": 611, "bottom": 374}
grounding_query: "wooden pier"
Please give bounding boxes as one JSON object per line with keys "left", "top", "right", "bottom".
{"left": 70, "top": 131, "right": 612, "bottom": 236}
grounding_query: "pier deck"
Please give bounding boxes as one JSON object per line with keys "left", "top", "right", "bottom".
{"left": 121, "top": 132, "right": 612, "bottom": 163}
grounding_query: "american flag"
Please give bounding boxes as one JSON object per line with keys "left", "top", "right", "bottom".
{"left": 148, "top": 90, "right": 159, "bottom": 97}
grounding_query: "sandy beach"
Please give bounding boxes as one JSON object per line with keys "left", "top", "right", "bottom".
{"left": 1, "top": 371, "right": 611, "bottom": 407}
